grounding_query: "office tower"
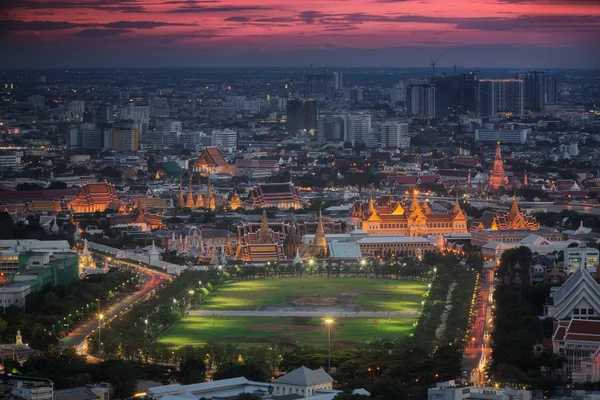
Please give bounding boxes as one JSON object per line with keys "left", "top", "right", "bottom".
{"left": 333, "top": 72, "right": 343, "bottom": 90}
{"left": 407, "top": 82, "right": 436, "bottom": 118}
{"left": 380, "top": 122, "right": 409, "bottom": 148}
{"left": 434, "top": 73, "right": 478, "bottom": 118}
{"left": 346, "top": 112, "right": 372, "bottom": 144}
{"left": 343, "top": 88, "right": 363, "bottom": 102}
{"left": 286, "top": 99, "right": 317, "bottom": 134}
{"left": 154, "top": 120, "right": 182, "bottom": 147}
{"left": 477, "top": 79, "right": 524, "bottom": 117}
{"left": 149, "top": 97, "right": 169, "bottom": 118}
{"left": 125, "top": 103, "right": 149, "bottom": 124}
{"left": 544, "top": 75, "right": 558, "bottom": 105}
{"left": 390, "top": 82, "right": 406, "bottom": 106}
{"left": 92, "top": 104, "right": 111, "bottom": 125}
{"left": 68, "top": 100, "right": 85, "bottom": 121}
{"left": 211, "top": 128, "right": 238, "bottom": 152}
{"left": 516, "top": 71, "right": 545, "bottom": 111}
{"left": 317, "top": 114, "right": 347, "bottom": 142}
{"left": 305, "top": 74, "right": 333, "bottom": 96}
{"left": 27, "top": 94, "right": 45, "bottom": 109}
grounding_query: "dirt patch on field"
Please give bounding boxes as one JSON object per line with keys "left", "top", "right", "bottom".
{"left": 291, "top": 296, "right": 340, "bottom": 306}
{"left": 342, "top": 291, "right": 386, "bottom": 296}
{"left": 247, "top": 323, "right": 342, "bottom": 333}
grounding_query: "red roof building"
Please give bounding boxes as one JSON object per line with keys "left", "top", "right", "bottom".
{"left": 242, "top": 182, "right": 304, "bottom": 210}
{"left": 68, "top": 183, "right": 121, "bottom": 213}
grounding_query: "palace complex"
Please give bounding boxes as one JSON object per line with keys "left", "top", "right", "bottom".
{"left": 351, "top": 192, "right": 468, "bottom": 236}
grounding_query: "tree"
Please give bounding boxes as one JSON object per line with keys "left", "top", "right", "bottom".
{"left": 213, "top": 360, "right": 270, "bottom": 382}
{"left": 333, "top": 389, "right": 370, "bottom": 399}
{"left": 47, "top": 181, "right": 68, "bottom": 190}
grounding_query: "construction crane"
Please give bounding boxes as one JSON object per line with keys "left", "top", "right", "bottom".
{"left": 430, "top": 52, "right": 445, "bottom": 80}
{"left": 309, "top": 61, "right": 319, "bottom": 75}
{"left": 453, "top": 64, "right": 466, "bottom": 76}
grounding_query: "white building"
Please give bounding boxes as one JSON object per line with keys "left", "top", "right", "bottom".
{"left": 0, "top": 153, "right": 22, "bottom": 170}
{"left": 407, "top": 82, "right": 435, "bottom": 118}
{"left": 346, "top": 112, "right": 372, "bottom": 144}
{"left": 380, "top": 121, "right": 409, "bottom": 148}
{"left": 146, "top": 367, "right": 365, "bottom": 399}
{"left": 552, "top": 319, "right": 600, "bottom": 382}
{"left": 10, "top": 377, "right": 53, "bottom": 400}
{"left": 474, "top": 128, "right": 528, "bottom": 144}
{"left": 565, "top": 244, "right": 599, "bottom": 275}
{"left": 428, "top": 381, "right": 531, "bottom": 400}
{"left": 211, "top": 128, "right": 238, "bottom": 153}
{"left": 559, "top": 143, "right": 579, "bottom": 158}
{"left": 545, "top": 266, "right": 600, "bottom": 320}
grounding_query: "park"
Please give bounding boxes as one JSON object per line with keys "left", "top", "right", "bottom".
{"left": 159, "top": 276, "right": 429, "bottom": 347}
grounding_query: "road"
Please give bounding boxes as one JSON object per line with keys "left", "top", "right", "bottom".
{"left": 59, "top": 260, "right": 172, "bottom": 353}
{"left": 462, "top": 268, "right": 494, "bottom": 385}
{"left": 187, "top": 310, "right": 419, "bottom": 318}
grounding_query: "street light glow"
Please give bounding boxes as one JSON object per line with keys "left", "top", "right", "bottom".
{"left": 325, "top": 319, "right": 334, "bottom": 324}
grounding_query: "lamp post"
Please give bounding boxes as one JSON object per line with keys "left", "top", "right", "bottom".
{"left": 144, "top": 318, "right": 148, "bottom": 340}
{"left": 325, "top": 319, "right": 334, "bottom": 372}
{"left": 98, "top": 313, "right": 104, "bottom": 358}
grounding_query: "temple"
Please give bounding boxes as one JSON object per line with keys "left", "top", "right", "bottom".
{"left": 192, "top": 147, "right": 236, "bottom": 176}
{"left": 352, "top": 192, "right": 468, "bottom": 236}
{"left": 177, "top": 176, "right": 216, "bottom": 210}
{"left": 488, "top": 142, "right": 510, "bottom": 190}
{"left": 235, "top": 210, "right": 286, "bottom": 261}
{"left": 68, "top": 183, "right": 122, "bottom": 213}
{"left": 242, "top": 182, "right": 305, "bottom": 210}
{"left": 470, "top": 197, "right": 539, "bottom": 231}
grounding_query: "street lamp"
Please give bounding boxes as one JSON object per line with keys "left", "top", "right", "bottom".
{"left": 98, "top": 313, "right": 104, "bottom": 358}
{"left": 325, "top": 319, "right": 334, "bottom": 372}
{"left": 144, "top": 319, "right": 148, "bottom": 340}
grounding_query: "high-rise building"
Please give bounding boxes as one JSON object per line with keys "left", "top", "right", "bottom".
{"left": 477, "top": 79, "right": 524, "bottom": 117}
{"left": 305, "top": 74, "right": 333, "bottom": 96}
{"left": 346, "top": 112, "right": 372, "bottom": 144}
{"left": 434, "top": 73, "right": 478, "bottom": 118}
{"left": 407, "top": 82, "right": 436, "bottom": 118}
{"left": 68, "top": 100, "right": 85, "bottom": 121}
{"left": 544, "top": 74, "right": 558, "bottom": 105}
{"left": 333, "top": 72, "right": 343, "bottom": 90}
{"left": 343, "top": 88, "right": 363, "bottom": 102}
{"left": 380, "top": 122, "right": 409, "bottom": 148}
{"left": 212, "top": 128, "right": 238, "bottom": 153}
{"left": 286, "top": 99, "right": 317, "bottom": 134}
{"left": 317, "top": 114, "right": 346, "bottom": 142}
{"left": 92, "top": 104, "right": 111, "bottom": 125}
{"left": 107, "top": 123, "right": 139, "bottom": 152}
{"left": 516, "top": 71, "right": 546, "bottom": 111}
{"left": 81, "top": 124, "right": 104, "bottom": 149}
{"left": 390, "top": 82, "right": 406, "bottom": 106}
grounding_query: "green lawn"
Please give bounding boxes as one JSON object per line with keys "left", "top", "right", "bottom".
{"left": 199, "top": 277, "right": 428, "bottom": 312}
{"left": 159, "top": 277, "right": 427, "bottom": 347}
{"left": 158, "top": 315, "right": 415, "bottom": 347}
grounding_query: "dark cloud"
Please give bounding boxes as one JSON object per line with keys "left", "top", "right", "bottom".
{"left": 225, "top": 16, "right": 252, "bottom": 22}
{"left": 299, "top": 10, "right": 324, "bottom": 24}
{"left": 0, "top": 20, "right": 91, "bottom": 34}
{"left": 167, "top": 5, "right": 272, "bottom": 13}
{"left": 104, "top": 21, "right": 194, "bottom": 29}
{"left": 73, "top": 28, "right": 128, "bottom": 37}
{"left": 0, "top": 0, "right": 146, "bottom": 13}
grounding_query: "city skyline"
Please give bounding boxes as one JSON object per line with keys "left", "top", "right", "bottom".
{"left": 1, "top": 0, "right": 599, "bottom": 68}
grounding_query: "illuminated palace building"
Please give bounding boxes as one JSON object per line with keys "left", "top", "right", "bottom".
{"left": 352, "top": 192, "right": 468, "bottom": 236}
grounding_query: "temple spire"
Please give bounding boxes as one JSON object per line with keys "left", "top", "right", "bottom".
{"left": 312, "top": 208, "right": 328, "bottom": 257}
{"left": 509, "top": 196, "right": 520, "bottom": 216}
{"left": 178, "top": 177, "right": 185, "bottom": 208}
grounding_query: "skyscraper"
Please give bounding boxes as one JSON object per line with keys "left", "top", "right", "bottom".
{"left": 407, "top": 82, "right": 436, "bottom": 118}
{"left": 434, "top": 73, "right": 478, "bottom": 118}
{"left": 516, "top": 71, "right": 546, "bottom": 111}
{"left": 286, "top": 99, "right": 317, "bottom": 134}
{"left": 332, "top": 72, "right": 343, "bottom": 90}
{"left": 544, "top": 74, "right": 558, "bottom": 105}
{"left": 477, "top": 78, "right": 524, "bottom": 117}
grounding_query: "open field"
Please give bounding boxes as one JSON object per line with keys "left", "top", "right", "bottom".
{"left": 198, "top": 277, "right": 428, "bottom": 312}
{"left": 158, "top": 315, "right": 416, "bottom": 347}
{"left": 159, "top": 277, "right": 427, "bottom": 347}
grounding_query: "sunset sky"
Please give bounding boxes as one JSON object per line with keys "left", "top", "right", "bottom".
{"left": 1, "top": 0, "right": 599, "bottom": 68}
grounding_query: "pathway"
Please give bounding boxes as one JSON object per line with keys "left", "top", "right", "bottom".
{"left": 436, "top": 281, "right": 457, "bottom": 340}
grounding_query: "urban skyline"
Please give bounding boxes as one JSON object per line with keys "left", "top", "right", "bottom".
{"left": 1, "top": 0, "right": 599, "bottom": 68}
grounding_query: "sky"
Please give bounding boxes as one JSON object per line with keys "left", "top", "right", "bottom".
{"left": 1, "top": 0, "right": 599, "bottom": 68}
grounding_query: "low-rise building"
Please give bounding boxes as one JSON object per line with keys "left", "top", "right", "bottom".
{"left": 428, "top": 380, "right": 531, "bottom": 400}
{"left": 564, "top": 244, "right": 599, "bottom": 275}
{"left": 545, "top": 267, "right": 600, "bottom": 320}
